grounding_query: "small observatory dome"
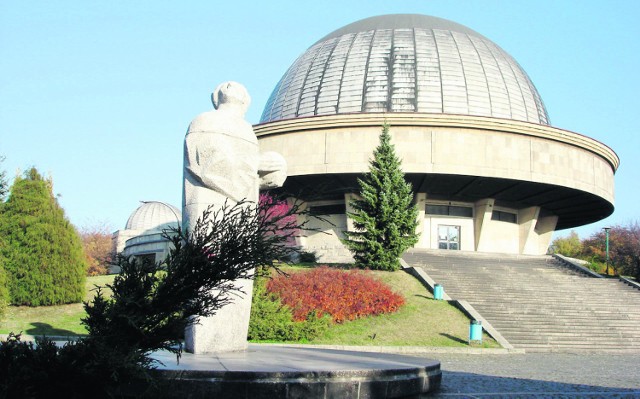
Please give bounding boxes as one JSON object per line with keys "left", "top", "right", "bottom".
{"left": 125, "top": 201, "right": 182, "bottom": 232}
{"left": 261, "top": 14, "right": 549, "bottom": 125}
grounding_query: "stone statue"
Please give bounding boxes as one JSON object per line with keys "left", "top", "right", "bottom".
{"left": 182, "top": 81, "right": 286, "bottom": 353}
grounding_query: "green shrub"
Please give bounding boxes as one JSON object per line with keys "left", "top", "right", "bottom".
{"left": 0, "top": 168, "right": 86, "bottom": 305}
{"left": 0, "top": 265, "right": 7, "bottom": 319}
{"left": 248, "top": 277, "right": 330, "bottom": 341}
{"left": 0, "top": 333, "right": 153, "bottom": 398}
{"left": 298, "top": 251, "right": 317, "bottom": 263}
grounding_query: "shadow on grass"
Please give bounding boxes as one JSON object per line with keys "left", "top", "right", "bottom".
{"left": 26, "top": 322, "right": 85, "bottom": 338}
{"left": 439, "top": 333, "right": 467, "bottom": 345}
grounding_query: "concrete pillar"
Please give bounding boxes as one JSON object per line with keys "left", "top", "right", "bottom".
{"left": 344, "top": 193, "right": 359, "bottom": 232}
{"left": 518, "top": 206, "right": 539, "bottom": 255}
{"left": 473, "top": 199, "right": 494, "bottom": 252}
{"left": 415, "top": 193, "right": 427, "bottom": 236}
{"left": 287, "top": 197, "right": 308, "bottom": 248}
{"left": 535, "top": 214, "right": 559, "bottom": 255}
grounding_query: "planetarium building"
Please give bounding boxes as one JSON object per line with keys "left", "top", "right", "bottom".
{"left": 255, "top": 14, "right": 618, "bottom": 262}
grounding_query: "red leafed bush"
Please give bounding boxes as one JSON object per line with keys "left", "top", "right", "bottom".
{"left": 266, "top": 267, "right": 405, "bottom": 323}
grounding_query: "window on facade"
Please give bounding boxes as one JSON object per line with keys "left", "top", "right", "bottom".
{"left": 135, "top": 253, "right": 156, "bottom": 264}
{"left": 426, "top": 204, "right": 473, "bottom": 218}
{"left": 491, "top": 210, "right": 517, "bottom": 223}
{"left": 309, "top": 204, "right": 347, "bottom": 215}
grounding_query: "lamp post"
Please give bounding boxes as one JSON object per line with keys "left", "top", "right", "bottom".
{"left": 603, "top": 227, "right": 611, "bottom": 275}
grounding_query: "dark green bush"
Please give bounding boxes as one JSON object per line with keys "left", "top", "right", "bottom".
{"left": 0, "top": 333, "right": 149, "bottom": 399}
{"left": 0, "top": 265, "right": 7, "bottom": 319}
{"left": 298, "top": 251, "right": 317, "bottom": 263}
{"left": 0, "top": 168, "right": 85, "bottom": 305}
{"left": 248, "top": 277, "right": 330, "bottom": 342}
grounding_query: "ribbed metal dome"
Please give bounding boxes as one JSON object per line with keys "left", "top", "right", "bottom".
{"left": 125, "top": 201, "right": 181, "bottom": 231}
{"left": 260, "top": 14, "right": 549, "bottom": 125}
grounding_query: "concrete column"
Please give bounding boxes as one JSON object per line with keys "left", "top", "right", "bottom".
{"left": 518, "top": 206, "right": 539, "bottom": 255}
{"left": 415, "top": 193, "right": 427, "bottom": 236}
{"left": 287, "top": 197, "right": 308, "bottom": 248}
{"left": 535, "top": 214, "right": 559, "bottom": 255}
{"left": 344, "top": 193, "right": 359, "bottom": 232}
{"left": 473, "top": 199, "right": 494, "bottom": 252}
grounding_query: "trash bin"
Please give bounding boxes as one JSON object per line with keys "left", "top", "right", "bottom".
{"left": 469, "top": 320, "right": 482, "bottom": 343}
{"left": 433, "top": 284, "right": 443, "bottom": 300}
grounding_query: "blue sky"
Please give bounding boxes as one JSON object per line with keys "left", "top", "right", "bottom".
{"left": 1, "top": 1, "right": 638, "bottom": 240}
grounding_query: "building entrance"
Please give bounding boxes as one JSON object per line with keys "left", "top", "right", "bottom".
{"left": 438, "top": 225, "right": 460, "bottom": 250}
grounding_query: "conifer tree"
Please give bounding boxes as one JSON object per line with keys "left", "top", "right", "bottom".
{"left": 343, "top": 124, "right": 419, "bottom": 271}
{"left": 0, "top": 168, "right": 86, "bottom": 305}
{"left": 0, "top": 157, "right": 8, "bottom": 315}
{"left": 0, "top": 156, "right": 7, "bottom": 201}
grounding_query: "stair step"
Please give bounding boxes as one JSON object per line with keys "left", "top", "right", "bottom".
{"left": 404, "top": 250, "right": 640, "bottom": 351}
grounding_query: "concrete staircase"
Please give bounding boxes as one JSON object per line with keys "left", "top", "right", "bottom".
{"left": 403, "top": 249, "right": 640, "bottom": 352}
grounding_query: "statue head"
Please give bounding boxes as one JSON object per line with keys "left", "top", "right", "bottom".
{"left": 212, "top": 81, "right": 251, "bottom": 116}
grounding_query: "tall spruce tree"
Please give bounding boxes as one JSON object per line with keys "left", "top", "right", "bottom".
{"left": 0, "top": 168, "right": 86, "bottom": 305}
{"left": 343, "top": 124, "right": 419, "bottom": 271}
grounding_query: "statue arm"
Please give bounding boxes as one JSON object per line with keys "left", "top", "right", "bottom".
{"left": 259, "top": 151, "right": 287, "bottom": 190}
{"left": 184, "top": 135, "right": 239, "bottom": 200}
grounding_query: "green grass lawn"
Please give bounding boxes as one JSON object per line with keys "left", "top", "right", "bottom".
{"left": 253, "top": 266, "right": 499, "bottom": 348}
{"left": 1, "top": 268, "right": 499, "bottom": 348}
{"left": 0, "top": 275, "right": 115, "bottom": 337}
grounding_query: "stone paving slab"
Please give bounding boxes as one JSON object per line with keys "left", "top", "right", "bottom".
{"left": 419, "top": 353, "right": 640, "bottom": 398}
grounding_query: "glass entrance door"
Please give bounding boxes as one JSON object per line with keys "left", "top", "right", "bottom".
{"left": 438, "top": 225, "right": 460, "bottom": 250}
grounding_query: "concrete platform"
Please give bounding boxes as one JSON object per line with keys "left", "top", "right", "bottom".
{"left": 153, "top": 344, "right": 441, "bottom": 398}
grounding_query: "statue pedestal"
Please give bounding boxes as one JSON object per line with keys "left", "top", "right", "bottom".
{"left": 184, "top": 278, "right": 254, "bottom": 354}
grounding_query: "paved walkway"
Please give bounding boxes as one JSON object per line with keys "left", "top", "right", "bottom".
{"left": 421, "top": 353, "right": 640, "bottom": 398}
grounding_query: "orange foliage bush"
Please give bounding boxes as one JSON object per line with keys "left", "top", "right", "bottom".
{"left": 266, "top": 266, "right": 405, "bottom": 323}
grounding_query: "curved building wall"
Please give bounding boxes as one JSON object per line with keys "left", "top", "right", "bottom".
{"left": 256, "top": 113, "right": 617, "bottom": 259}
{"left": 256, "top": 114, "right": 616, "bottom": 205}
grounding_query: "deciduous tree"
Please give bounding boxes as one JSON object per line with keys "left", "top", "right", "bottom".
{"left": 607, "top": 222, "right": 640, "bottom": 280}
{"left": 551, "top": 230, "right": 583, "bottom": 258}
{"left": 343, "top": 124, "right": 419, "bottom": 271}
{"left": 79, "top": 222, "right": 115, "bottom": 276}
{"left": 581, "top": 222, "right": 640, "bottom": 279}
